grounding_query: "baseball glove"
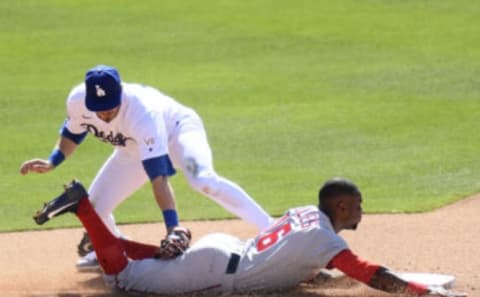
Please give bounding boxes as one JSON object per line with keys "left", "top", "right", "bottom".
{"left": 155, "top": 226, "right": 192, "bottom": 260}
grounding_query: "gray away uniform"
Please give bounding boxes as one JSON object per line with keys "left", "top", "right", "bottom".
{"left": 105, "top": 205, "right": 347, "bottom": 295}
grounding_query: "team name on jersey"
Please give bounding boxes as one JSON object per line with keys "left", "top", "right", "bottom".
{"left": 81, "top": 123, "right": 133, "bottom": 146}
{"left": 294, "top": 207, "right": 321, "bottom": 229}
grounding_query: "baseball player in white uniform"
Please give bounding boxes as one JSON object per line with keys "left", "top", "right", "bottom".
{"left": 33, "top": 178, "right": 464, "bottom": 297}
{"left": 20, "top": 65, "right": 272, "bottom": 269}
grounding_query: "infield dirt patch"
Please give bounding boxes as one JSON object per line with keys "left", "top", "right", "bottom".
{"left": 1, "top": 195, "right": 478, "bottom": 297}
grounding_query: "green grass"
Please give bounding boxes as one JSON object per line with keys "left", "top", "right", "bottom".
{"left": 1, "top": 0, "right": 480, "bottom": 231}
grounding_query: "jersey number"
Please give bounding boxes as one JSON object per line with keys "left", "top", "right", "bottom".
{"left": 256, "top": 221, "right": 292, "bottom": 252}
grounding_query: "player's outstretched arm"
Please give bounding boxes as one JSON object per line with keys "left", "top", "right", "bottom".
{"left": 369, "top": 268, "right": 467, "bottom": 297}
{"left": 368, "top": 267, "right": 426, "bottom": 295}
{"left": 20, "top": 136, "right": 78, "bottom": 175}
{"left": 329, "top": 250, "right": 421, "bottom": 295}
{"left": 329, "top": 250, "right": 467, "bottom": 296}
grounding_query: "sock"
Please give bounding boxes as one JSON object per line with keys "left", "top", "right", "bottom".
{"left": 76, "top": 198, "right": 128, "bottom": 274}
{"left": 120, "top": 239, "right": 160, "bottom": 260}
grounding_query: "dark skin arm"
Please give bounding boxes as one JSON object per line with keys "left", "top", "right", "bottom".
{"left": 369, "top": 268, "right": 467, "bottom": 296}
{"left": 368, "top": 267, "right": 410, "bottom": 293}
{"left": 330, "top": 250, "right": 465, "bottom": 297}
{"left": 328, "top": 250, "right": 427, "bottom": 295}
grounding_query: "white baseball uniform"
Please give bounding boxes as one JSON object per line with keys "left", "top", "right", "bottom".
{"left": 64, "top": 82, "right": 271, "bottom": 235}
{"left": 104, "top": 205, "right": 347, "bottom": 294}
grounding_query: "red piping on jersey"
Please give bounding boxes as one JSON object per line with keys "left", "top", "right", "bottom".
{"left": 328, "top": 249, "right": 381, "bottom": 284}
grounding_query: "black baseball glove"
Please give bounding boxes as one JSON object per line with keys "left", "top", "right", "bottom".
{"left": 155, "top": 226, "right": 192, "bottom": 260}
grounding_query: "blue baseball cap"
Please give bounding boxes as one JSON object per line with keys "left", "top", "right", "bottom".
{"left": 85, "top": 65, "right": 122, "bottom": 111}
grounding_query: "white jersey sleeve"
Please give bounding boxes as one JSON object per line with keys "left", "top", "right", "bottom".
{"left": 64, "top": 84, "right": 91, "bottom": 135}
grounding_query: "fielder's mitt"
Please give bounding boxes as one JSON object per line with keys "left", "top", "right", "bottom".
{"left": 155, "top": 226, "right": 192, "bottom": 260}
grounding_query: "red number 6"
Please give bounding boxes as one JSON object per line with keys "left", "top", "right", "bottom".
{"left": 256, "top": 222, "right": 292, "bottom": 252}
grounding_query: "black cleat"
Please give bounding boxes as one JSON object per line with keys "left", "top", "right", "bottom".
{"left": 77, "top": 232, "right": 94, "bottom": 257}
{"left": 33, "top": 180, "right": 88, "bottom": 225}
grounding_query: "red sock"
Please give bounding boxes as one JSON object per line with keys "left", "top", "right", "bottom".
{"left": 120, "top": 239, "right": 160, "bottom": 260}
{"left": 76, "top": 198, "right": 128, "bottom": 274}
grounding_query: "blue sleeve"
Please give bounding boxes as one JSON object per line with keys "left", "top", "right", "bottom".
{"left": 60, "top": 121, "right": 88, "bottom": 145}
{"left": 142, "top": 155, "right": 176, "bottom": 180}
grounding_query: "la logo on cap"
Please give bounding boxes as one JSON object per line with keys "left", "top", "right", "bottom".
{"left": 95, "top": 85, "right": 106, "bottom": 97}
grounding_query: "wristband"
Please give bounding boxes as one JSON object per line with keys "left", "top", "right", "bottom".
{"left": 162, "top": 209, "right": 179, "bottom": 229}
{"left": 406, "top": 281, "right": 428, "bottom": 295}
{"left": 48, "top": 149, "right": 65, "bottom": 167}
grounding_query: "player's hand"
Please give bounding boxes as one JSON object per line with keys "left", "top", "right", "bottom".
{"left": 155, "top": 226, "right": 192, "bottom": 260}
{"left": 427, "top": 286, "right": 467, "bottom": 297}
{"left": 20, "top": 159, "right": 54, "bottom": 175}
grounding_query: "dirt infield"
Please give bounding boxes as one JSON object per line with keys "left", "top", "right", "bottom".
{"left": 1, "top": 195, "right": 479, "bottom": 297}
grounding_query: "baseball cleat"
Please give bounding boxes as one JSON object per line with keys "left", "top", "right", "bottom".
{"left": 33, "top": 180, "right": 88, "bottom": 225}
{"left": 77, "top": 232, "right": 94, "bottom": 257}
{"left": 76, "top": 251, "right": 101, "bottom": 272}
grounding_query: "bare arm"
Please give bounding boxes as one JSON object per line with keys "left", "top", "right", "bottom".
{"left": 329, "top": 250, "right": 465, "bottom": 296}
{"left": 329, "top": 250, "right": 419, "bottom": 294}
{"left": 369, "top": 269, "right": 468, "bottom": 297}
{"left": 150, "top": 176, "right": 193, "bottom": 259}
{"left": 56, "top": 135, "right": 79, "bottom": 158}
{"left": 20, "top": 136, "right": 78, "bottom": 175}
{"left": 151, "top": 175, "right": 177, "bottom": 232}
{"left": 368, "top": 267, "right": 417, "bottom": 294}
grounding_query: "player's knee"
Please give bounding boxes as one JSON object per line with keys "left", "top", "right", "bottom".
{"left": 89, "top": 197, "right": 112, "bottom": 219}
{"left": 188, "top": 170, "right": 221, "bottom": 196}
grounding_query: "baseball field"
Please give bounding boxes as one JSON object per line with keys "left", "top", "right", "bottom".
{"left": 1, "top": 0, "right": 479, "bottom": 296}
{"left": 1, "top": 197, "right": 479, "bottom": 296}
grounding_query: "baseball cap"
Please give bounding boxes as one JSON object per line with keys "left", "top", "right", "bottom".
{"left": 85, "top": 65, "right": 122, "bottom": 111}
